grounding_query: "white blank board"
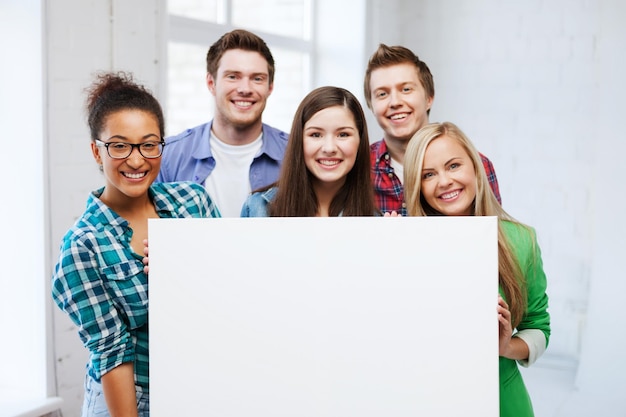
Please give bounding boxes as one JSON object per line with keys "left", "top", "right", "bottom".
{"left": 149, "top": 216, "right": 499, "bottom": 416}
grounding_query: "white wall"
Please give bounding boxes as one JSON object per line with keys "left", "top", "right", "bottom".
{"left": 570, "top": 0, "right": 626, "bottom": 411}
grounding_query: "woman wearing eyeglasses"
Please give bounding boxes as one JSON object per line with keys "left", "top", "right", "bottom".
{"left": 51, "top": 71, "right": 220, "bottom": 417}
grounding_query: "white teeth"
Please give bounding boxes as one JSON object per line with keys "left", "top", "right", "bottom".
{"left": 441, "top": 190, "right": 459, "bottom": 199}
{"left": 319, "top": 160, "right": 339, "bottom": 166}
{"left": 390, "top": 113, "right": 407, "bottom": 120}
{"left": 123, "top": 172, "right": 147, "bottom": 179}
{"left": 234, "top": 101, "right": 252, "bottom": 107}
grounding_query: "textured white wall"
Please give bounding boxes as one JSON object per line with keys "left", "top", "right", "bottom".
{"left": 571, "top": 0, "right": 626, "bottom": 412}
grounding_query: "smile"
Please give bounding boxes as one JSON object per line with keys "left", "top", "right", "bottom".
{"left": 389, "top": 113, "right": 409, "bottom": 120}
{"left": 439, "top": 190, "right": 460, "bottom": 200}
{"left": 318, "top": 159, "right": 341, "bottom": 167}
{"left": 122, "top": 171, "right": 148, "bottom": 179}
{"left": 233, "top": 101, "right": 253, "bottom": 108}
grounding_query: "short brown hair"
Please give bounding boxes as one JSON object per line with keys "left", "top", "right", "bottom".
{"left": 206, "top": 29, "right": 276, "bottom": 84}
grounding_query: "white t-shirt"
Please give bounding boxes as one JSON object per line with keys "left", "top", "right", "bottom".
{"left": 205, "top": 131, "right": 263, "bottom": 217}
{"left": 390, "top": 157, "right": 404, "bottom": 184}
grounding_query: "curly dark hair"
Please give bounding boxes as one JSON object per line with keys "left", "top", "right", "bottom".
{"left": 85, "top": 71, "right": 164, "bottom": 141}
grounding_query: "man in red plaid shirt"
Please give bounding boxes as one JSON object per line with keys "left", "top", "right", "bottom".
{"left": 364, "top": 44, "right": 501, "bottom": 216}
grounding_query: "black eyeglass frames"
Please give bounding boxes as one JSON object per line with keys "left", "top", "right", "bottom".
{"left": 95, "top": 139, "right": 165, "bottom": 159}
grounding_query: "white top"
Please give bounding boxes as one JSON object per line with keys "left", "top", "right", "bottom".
{"left": 205, "top": 131, "right": 263, "bottom": 217}
{"left": 391, "top": 157, "right": 404, "bottom": 184}
{"left": 514, "top": 328, "right": 547, "bottom": 367}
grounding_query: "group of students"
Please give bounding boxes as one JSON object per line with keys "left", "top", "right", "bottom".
{"left": 51, "top": 29, "right": 550, "bottom": 417}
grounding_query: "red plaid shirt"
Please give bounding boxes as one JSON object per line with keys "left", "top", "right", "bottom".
{"left": 370, "top": 140, "right": 502, "bottom": 216}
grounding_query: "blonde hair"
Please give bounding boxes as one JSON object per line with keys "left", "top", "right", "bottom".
{"left": 404, "top": 122, "right": 528, "bottom": 327}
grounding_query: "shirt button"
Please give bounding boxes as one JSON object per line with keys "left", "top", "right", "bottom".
{"left": 402, "top": 202, "right": 407, "bottom": 208}
{"left": 388, "top": 173, "right": 394, "bottom": 178}
{"left": 384, "top": 154, "right": 390, "bottom": 160}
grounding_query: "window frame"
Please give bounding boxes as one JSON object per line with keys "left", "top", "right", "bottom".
{"left": 165, "top": 2, "right": 315, "bottom": 135}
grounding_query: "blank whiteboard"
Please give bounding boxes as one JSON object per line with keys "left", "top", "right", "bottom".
{"left": 149, "top": 216, "right": 499, "bottom": 416}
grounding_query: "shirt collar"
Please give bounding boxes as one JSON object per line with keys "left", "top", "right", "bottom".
{"left": 88, "top": 184, "right": 181, "bottom": 228}
{"left": 86, "top": 188, "right": 130, "bottom": 238}
{"left": 259, "top": 124, "right": 284, "bottom": 161}
{"left": 372, "top": 139, "right": 391, "bottom": 167}
{"left": 191, "top": 121, "right": 286, "bottom": 163}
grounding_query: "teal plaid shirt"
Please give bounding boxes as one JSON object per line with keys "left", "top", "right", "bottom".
{"left": 52, "top": 181, "right": 219, "bottom": 393}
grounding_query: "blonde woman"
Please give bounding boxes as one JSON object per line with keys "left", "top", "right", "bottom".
{"left": 404, "top": 121, "right": 550, "bottom": 417}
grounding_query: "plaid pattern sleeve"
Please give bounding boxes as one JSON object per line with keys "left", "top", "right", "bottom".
{"left": 51, "top": 199, "right": 146, "bottom": 385}
{"left": 151, "top": 181, "right": 221, "bottom": 218}
{"left": 370, "top": 140, "right": 407, "bottom": 216}
{"left": 479, "top": 153, "right": 502, "bottom": 204}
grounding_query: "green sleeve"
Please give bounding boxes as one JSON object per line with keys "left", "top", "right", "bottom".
{"left": 503, "top": 222, "right": 551, "bottom": 346}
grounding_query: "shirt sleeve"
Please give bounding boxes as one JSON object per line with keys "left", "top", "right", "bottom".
{"left": 479, "top": 153, "right": 502, "bottom": 204}
{"left": 516, "top": 227, "right": 551, "bottom": 359}
{"left": 240, "top": 197, "right": 252, "bottom": 217}
{"left": 51, "top": 234, "right": 136, "bottom": 379}
{"left": 189, "top": 182, "right": 221, "bottom": 218}
{"left": 513, "top": 328, "right": 547, "bottom": 367}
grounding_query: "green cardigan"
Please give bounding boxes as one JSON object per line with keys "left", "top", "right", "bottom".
{"left": 499, "top": 220, "right": 550, "bottom": 417}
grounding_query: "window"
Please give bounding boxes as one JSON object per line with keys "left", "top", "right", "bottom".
{"left": 166, "top": 0, "right": 313, "bottom": 136}
{"left": 0, "top": 2, "right": 56, "bottom": 409}
{"left": 168, "top": 0, "right": 222, "bottom": 22}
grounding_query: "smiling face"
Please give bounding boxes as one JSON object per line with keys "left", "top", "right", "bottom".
{"left": 420, "top": 134, "right": 477, "bottom": 216}
{"left": 368, "top": 63, "right": 433, "bottom": 143}
{"left": 207, "top": 48, "right": 273, "bottom": 132}
{"left": 303, "top": 105, "right": 360, "bottom": 191}
{"left": 91, "top": 109, "right": 161, "bottom": 207}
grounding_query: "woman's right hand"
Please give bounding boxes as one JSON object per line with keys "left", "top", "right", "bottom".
{"left": 498, "top": 295, "right": 513, "bottom": 357}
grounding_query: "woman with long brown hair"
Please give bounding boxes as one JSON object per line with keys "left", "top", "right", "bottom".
{"left": 241, "top": 86, "right": 378, "bottom": 217}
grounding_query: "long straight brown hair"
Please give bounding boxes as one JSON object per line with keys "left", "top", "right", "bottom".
{"left": 269, "top": 86, "right": 378, "bottom": 217}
